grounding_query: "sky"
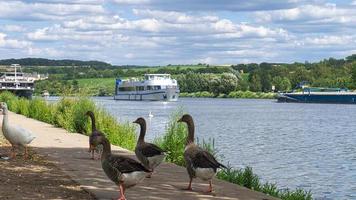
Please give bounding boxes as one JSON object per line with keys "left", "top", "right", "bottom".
{"left": 0, "top": 0, "right": 355, "bottom": 65}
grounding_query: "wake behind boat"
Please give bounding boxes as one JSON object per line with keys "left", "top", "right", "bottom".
{"left": 114, "top": 74, "right": 179, "bottom": 101}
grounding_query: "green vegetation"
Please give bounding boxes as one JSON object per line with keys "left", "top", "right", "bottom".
{"left": 155, "top": 109, "right": 312, "bottom": 200}
{"left": 77, "top": 78, "right": 115, "bottom": 96}
{"left": 154, "top": 109, "right": 187, "bottom": 166}
{"left": 0, "top": 91, "right": 136, "bottom": 150}
{"left": 0, "top": 58, "right": 111, "bottom": 67}
{"left": 217, "top": 167, "right": 312, "bottom": 200}
{"left": 34, "top": 78, "right": 115, "bottom": 96}
{"left": 180, "top": 91, "right": 276, "bottom": 99}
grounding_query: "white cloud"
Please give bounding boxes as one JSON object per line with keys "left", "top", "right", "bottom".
{"left": 0, "top": 1, "right": 355, "bottom": 64}
{"left": 132, "top": 9, "right": 219, "bottom": 24}
{"left": 255, "top": 4, "right": 356, "bottom": 24}
{"left": 303, "top": 35, "right": 355, "bottom": 46}
{"left": 0, "top": 1, "right": 105, "bottom": 21}
{"left": 0, "top": 33, "right": 30, "bottom": 48}
{"left": 1, "top": 25, "right": 26, "bottom": 32}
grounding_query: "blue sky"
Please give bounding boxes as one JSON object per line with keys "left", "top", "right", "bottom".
{"left": 0, "top": 0, "right": 355, "bottom": 65}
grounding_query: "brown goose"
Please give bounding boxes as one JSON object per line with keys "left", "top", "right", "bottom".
{"left": 94, "top": 135, "right": 151, "bottom": 200}
{"left": 178, "top": 114, "right": 226, "bottom": 193}
{"left": 133, "top": 117, "right": 166, "bottom": 177}
{"left": 85, "top": 111, "right": 103, "bottom": 160}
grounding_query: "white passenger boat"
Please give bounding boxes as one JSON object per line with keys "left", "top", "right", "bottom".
{"left": 114, "top": 74, "right": 179, "bottom": 101}
{"left": 0, "top": 64, "right": 35, "bottom": 99}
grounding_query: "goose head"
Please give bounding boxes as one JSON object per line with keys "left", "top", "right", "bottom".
{"left": 133, "top": 117, "right": 147, "bottom": 143}
{"left": 178, "top": 114, "right": 195, "bottom": 145}
{"left": 177, "top": 114, "right": 193, "bottom": 123}
{"left": 133, "top": 117, "right": 145, "bottom": 126}
{"left": 0, "top": 102, "right": 8, "bottom": 115}
{"left": 85, "top": 111, "right": 94, "bottom": 116}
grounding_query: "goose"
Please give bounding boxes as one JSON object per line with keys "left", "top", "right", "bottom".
{"left": 177, "top": 114, "right": 226, "bottom": 193}
{"left": 133, "top": 117, "right": 166, "bottom": 177}
{"left": 94, "top": 135, "right": 151, "bottom": 200}
{"left": 85, "top": 111, "right": 103, "bottom": 160}
{"left": 0, "top": 102, "right": 35, "bottom": 159}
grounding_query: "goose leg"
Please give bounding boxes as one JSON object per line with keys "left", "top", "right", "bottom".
{"left": 24, "top": 146, "right": 29, "bottom": 159}
{"left": 10, "top": 145, "right": 16, "bottom": 159}
{"left": 185, "top": 178, "right": 193, "bottom": 191}
{"left": 118, "top": 184, "right": 126, "bottom": 200}
{"left": 204, "top": 180, "right": 213, "bottom": 193}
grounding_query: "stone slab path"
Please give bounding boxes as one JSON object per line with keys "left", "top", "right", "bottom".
{"left": 2, "top": 112, "right": 278, "bottom": 200}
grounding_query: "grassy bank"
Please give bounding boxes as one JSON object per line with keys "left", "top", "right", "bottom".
{"left": 0, "top": 92, "right": 136, "bottom": 150}
{"left": 180, "top": 91, "right": 277, "bottom": 99}
{"left": 155, "top": 110, "right": 312, "bottom": 200}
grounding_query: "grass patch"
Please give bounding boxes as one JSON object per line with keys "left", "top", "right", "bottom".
{"left": 217, "top": 166, "right": 312, "bottom": 200}
{"left": 154, "top": 109, "right": 187, "bottom": 166}
{"left": 0, "top": 91, "right": 136, "bottom": 150}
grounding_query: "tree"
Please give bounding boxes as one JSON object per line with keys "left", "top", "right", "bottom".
{"left": 351, "top": 63, "right": 356, "bottom": 89}
{"left": 248, "top": 71, "right": 262, "bottom": 92}
{"left": 272, "top": 76, "right": 291, "bottom": 92}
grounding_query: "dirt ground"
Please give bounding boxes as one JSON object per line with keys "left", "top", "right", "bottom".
{"left": 0, "top": 138, "right": 95, "bottom": 200}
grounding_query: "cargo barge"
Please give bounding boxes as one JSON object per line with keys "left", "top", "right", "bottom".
{"left": 278, "top": 87, "right": 356, "bottom": 104}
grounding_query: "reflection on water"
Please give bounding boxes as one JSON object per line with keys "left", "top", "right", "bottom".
{"left": 49, "top": 96, "right": 356, "bottom": 199}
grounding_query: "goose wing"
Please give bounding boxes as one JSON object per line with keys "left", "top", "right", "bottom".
{"left": 7, "top": 125, "right": 35, "bottom": 144}
{"left": 108, "top": 155, "right": 151, "bottom": 173}
{"left": 192, "top": 149, "right": 226, "bottom": 169}
{"left": 138, "top": 143, "right": 165, "bottom": 157}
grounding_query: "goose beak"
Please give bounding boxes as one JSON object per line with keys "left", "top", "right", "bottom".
{"left": 133, "top": 120, "right": 138, "bottom": 124}
{"left": 177, "top": 117, "right": 183, "bottom": 122}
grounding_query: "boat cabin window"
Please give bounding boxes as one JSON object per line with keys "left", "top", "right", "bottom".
{"left": 136, "top": 86, "right": 145, "bottom": 91}
{"left": 144, "top": 74, "right": 171, "bottom": 80}
{"left": 147, "top": 85, "right": 161, "bottom": 90}
{"left": 118, "top": 87, "right": 135, "bottom": 91}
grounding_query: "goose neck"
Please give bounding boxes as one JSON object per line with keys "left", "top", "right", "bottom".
{"left": 2, "top": 110, "right": 8, "bottom": 127}
{"left": 137, "top": 121, "right": 146, "bottom": 143}
{"left": 101, "top": 138, "right": 111, "bottom": 159}
{"left": 87, "top": 112, "right": 97, "bottom": 131}
{"left": 185, "top": 119, "right": 195, "bottom": 145}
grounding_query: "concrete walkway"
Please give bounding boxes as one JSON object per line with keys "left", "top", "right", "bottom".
{"left": 3, "top": 112, "right": 278, "bottom": 200}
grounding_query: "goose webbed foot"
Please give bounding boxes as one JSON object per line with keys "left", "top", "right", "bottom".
{"left": 204, "top": 180, "right": 213, "bottom": 193}
{"left": 183, "top": 178, "right": 193, "bottom": 191}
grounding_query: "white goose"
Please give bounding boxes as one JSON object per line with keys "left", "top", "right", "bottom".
{"left": 0, "top": 102, "right": 35, "bottom": 159}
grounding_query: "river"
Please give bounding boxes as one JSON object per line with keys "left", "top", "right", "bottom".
{"left": 58, "top": 97, "right": 356, "bottom": 199}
